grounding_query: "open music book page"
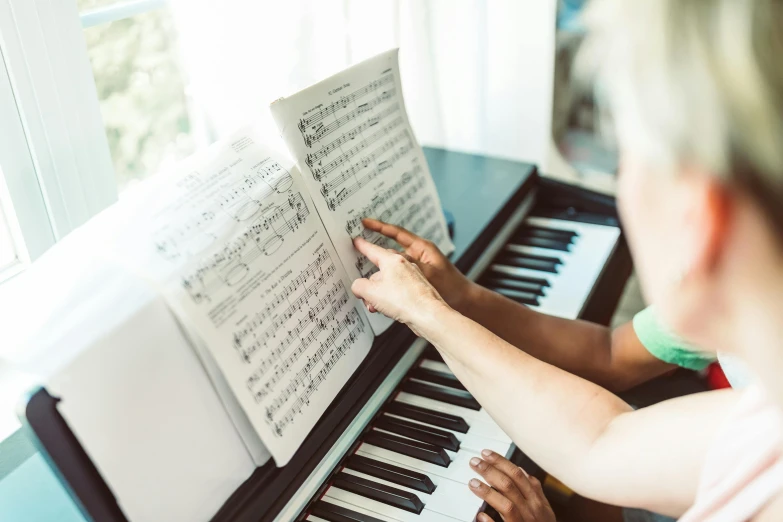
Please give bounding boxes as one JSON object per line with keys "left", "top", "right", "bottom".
{"left": 111, "top": 129, "right": 374, "bottom": 465}
{"left": 270, "top": 48, "right": 455, "bottom": 335}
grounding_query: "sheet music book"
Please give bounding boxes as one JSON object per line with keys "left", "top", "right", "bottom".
{"left": 103, "top": 48, "right": 453, "bottom": 466}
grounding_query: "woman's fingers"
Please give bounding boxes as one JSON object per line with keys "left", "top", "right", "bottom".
{"left": 469, "top": 478, "right": 527, "bottom": 522}
{"left": 476, "top": 451, "right": 556, "bottom": 522}
{"left": 481, "top": 450, "right": 536, "bottom": 500}
{"left": 361, "top": 218, "right": 418, "bottom": 247}
{"left": 361, "top": 218, "right": 434, "bottom": 260}
{"left": 470, "top": 456, "right": 527, "bottom": 507}
{"left": 352, "top": 237, "right": 394, "bottom": 267}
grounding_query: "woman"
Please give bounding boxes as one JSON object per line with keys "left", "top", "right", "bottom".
{"left": 351, "top": 0, "right": 783, "bottom": 520}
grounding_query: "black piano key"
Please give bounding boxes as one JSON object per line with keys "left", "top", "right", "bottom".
{"left": 310, "top": 500, "right": 386, "bottom": 522}
{"left": 510, "top": 236, "right": 571, "bottom": 252}
{"left": 332, "top": 472, "right": 425, "bottom": 515}
{"left": 501, "top": 249, "right": 563, "bottom": 265}
{"left": 481, "top": 277, "right": 546, "bottom": 295}
{"left": 493, "top": 287, "right": 540, "bottom": 306}
{"left": 364, "top": 431, "right": 451, "bottom": 467}
{"left": 385, "top": 402, "right": 470, "bottom": 433}
{"left": 345, "top": 454, "right": 436, "bottom": 494}
{"left": 488, "top": 266, "right": 550, "bottom": 287}
{"left": 493, "top": 255, "right": 559, "bottom": 273}
{"left": 376, "top": 414, "right": 461, "bottom": 452}
{"left": 401, "top": 379, "right": 481, "bottom": 411}
{"left": 519, "top": 225, "right": 578, "bottom": 242}
{"left": 409, "top": 366, "right": 466, "bottom": 391}
{"left": 422, "top": 345, "right": 443, "bottom": 362}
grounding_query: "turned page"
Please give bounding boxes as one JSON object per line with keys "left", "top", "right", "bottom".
{"left": 109, "top": 128, "right": 374, "bottom": 465}
{"left": 270, "top": 49, "right": 454, "bottom": 335}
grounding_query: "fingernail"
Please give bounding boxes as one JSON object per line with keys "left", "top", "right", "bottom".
{"left": 470, "top": 457, "right": 481, "bottom": 467}
{"left": 481, "top": 449, "right": 493, "bottom": 458}
{"left": 469, "top": 479, "right": 481, "bottom": 488}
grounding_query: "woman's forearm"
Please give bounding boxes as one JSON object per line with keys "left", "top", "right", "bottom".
{"left": 452, "top": 282, "right": 673, "bottom": 391}
{"left": 419, "top": 302, "right": 634, "bottom": 487}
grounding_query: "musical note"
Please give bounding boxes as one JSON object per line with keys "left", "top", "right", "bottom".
{"left": 305, "top": 106, "right": 401, "bottom": 168}
{"left": 344, "top": 168, "right": 427, "bottom": 235}
{"left": 319, "top": 132, "right": 411, "bottom": 192}
{"left": 245, "top": 282, "right": 349, "bottom": 395}
{"left": 298, "top": 74, "right": 394, "bottom": 131}
{"left": 266, "top": 310, "right": 366, "bottom": 436}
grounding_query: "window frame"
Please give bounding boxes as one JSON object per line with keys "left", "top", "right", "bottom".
{"left": 0, "top": 45, "right": 53, "bottom": 267}
{"left": 0, "top": 0, "right": 119, "bottom": 258}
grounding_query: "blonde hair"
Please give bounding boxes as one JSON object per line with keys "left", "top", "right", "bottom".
{"left": 576, "top": 0, "right": 783, "bottom": 231}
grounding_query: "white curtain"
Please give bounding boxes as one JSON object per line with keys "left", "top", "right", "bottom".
{"left": 169, "top": 0, "right": 557, "bottom": 169}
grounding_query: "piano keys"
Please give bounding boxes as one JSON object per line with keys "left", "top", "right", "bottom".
{"left": 310, "top": 348, "right": 513, "bottom": 522}
{"left": 482, "top": 216, "right": 621, "bottom": 320}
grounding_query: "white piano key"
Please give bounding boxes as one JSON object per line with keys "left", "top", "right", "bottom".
{"left": 356, "top": 443, "right": 483, "bottom": 486}
{"left": 489, "top": 264, "right": 555, "bottom": 285}
{"left": 342, "top": 469, "right": 483, "bottom": 522}
{"left": 306, "top": 516, "right": 331, "bottom": 522}
{"left": 394, "top": 394, "right": 511, "bottom": 443}
{"left": 419, "top": 360, "right": 454, "bottom": 376}
{"left": 325, "top": 485, "right": 461, "bottom": 522}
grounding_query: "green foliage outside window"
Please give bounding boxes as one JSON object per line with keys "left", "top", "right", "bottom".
{"left": 79, "top": 0, "right": 197, "bottom": 190}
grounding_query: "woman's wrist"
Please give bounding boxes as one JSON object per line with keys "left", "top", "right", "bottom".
{"left": 451, "top": 280, "right": 483, "bottom": 317}
{"left": 409, "top": 297, "right": 458, "bottom": 341}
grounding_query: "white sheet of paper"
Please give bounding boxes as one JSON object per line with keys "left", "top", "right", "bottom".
{"left": 0, "top": 224, "right": 256, "bottom": 522}
{"left": 47, "top": 287, "right": 257, "bottom": 522}
{"left": 110, "top": 129, "right": 375, "bottom": 465}
{"left": 270, "top": 48, "right": 455, "bottom": 335}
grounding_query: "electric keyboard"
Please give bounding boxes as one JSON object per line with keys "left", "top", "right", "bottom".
{"left": 22, "top": 148, "right": 631, "bottom": 522}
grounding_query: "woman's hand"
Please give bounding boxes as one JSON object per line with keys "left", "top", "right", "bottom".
{"left": 360, "top": 218, "right": 476, "bottom": 311}
{"left": 469, "top": 450, "right": 556, "bottom": 522}
{"left": 351, "top": 236, "right": 449, "bottom": 334}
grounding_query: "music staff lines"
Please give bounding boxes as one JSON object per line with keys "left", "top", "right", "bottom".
{"left": 326, "top": 143, "right": 418, "bottom": 211}
{"left": 231, "top": 249, "right": 330, "bottom": 351}
{"left": 354, "top": 194, "right": 440, "bottom": 279}
{"left": 268, "top": 310, "right": 366, "bottom": 436}
{"left": 181, "top": 197, "right": 311, "bottom": 304}
{"left": 311, "top": 115, "right": 403, "bottom": 181}
{"left": 345, "top": 169, "right": 427, "bottom": 235}
{"left": 218, "top": 164, "right": 295, "bottom": 223}
{"left": 319, "top": 133, "right": 411, "bottom": 195}
{"left": 298, "top": 74, "right": 394, "bottom": 130}
{"left": 247, "top": 281, "right": 349, "bottom": 396}
{"left": 302, "top": 89, "right": 396, "bottom": 148}
{"left": 251, "top": 291, "right": 349, "bottom": 405}
{"left": 154, "top": 161, "right": 295, "bottom": 262}
{"left": 305, "top": 105, "right": 401, "bottom": 168}
{"left": 234, "top": 265, "right": 339, "bottom": 362}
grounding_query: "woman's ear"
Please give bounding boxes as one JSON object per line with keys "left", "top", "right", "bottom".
{"left": 683, "top": 170, "right": 733, "bottom": 281}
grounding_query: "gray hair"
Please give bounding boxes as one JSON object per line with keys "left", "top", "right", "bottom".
{"left": 576, "top": 0, "right": 783, "bottom": 233}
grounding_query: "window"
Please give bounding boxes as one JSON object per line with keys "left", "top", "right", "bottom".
{"left": 79, "top": 0, "right": 203, "bottom": 193}
{"left": 0, "top": 201, "right": 19, "bottom": 273}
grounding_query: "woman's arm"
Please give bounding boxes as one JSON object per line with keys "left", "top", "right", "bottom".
{"left": 422, "top": 304, "right": 734, "bottom": 516}
{"left": 360, "top": 218, "right": 676, "bottom": 392}
{"left": 351, "top": 237, "right": 737, "bottom": 516}
{"left": 458, "top": 283, "right": 676, "bottom": 391}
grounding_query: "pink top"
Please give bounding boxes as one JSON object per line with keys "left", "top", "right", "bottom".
{"left": 679, "top": 386, "right": 783, "bottom": 521}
